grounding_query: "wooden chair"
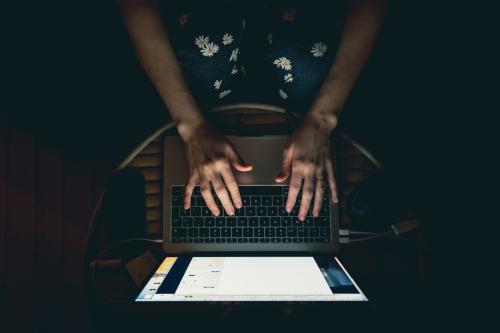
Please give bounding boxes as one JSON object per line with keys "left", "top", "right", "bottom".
{"left": 83, "top": 103, "right": 393, "bottom": 306}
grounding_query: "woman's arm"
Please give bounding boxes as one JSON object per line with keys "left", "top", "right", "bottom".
{"left": 118, "top": 0, "right": 204, "bottom": 140}
{"left": 277, "top": 0, "right": 386, "bottom": 220}
{"left": 118, "top": 0, "right": 252, "bottom": 216}
{"left": 308, "top": 0, "right": 386, "bottom": 130}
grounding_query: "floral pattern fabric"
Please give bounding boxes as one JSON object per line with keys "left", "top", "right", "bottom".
{"left": 160, "top": 1, "right": 342, "bottom": 112}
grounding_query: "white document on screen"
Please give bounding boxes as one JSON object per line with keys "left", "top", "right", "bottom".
{"left": 174, "top": 257, "right": 333, "bottom": 296}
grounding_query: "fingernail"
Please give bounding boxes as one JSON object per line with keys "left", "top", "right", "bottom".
{"left": 236, "top": 201, "right": 242, "bottom": 209}
{"left": 228, "top": 209, "right": 234, "bottom": 216}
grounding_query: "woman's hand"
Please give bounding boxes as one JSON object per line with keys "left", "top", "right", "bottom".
{"left": 275, "top": 114, "right": 338, "bottom": 221}
{"left": 182, "top": 122, "right": 253, "bottom": 216}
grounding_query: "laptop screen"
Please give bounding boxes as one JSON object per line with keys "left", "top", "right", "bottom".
{"left": 136, "top": 256, "right": 367, "bottom": 302}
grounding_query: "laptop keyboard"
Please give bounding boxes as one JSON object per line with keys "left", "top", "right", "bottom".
{"left": 170, "top": 185, "right": 331, "bottom": 244}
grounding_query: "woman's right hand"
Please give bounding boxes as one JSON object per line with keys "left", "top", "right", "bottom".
{"left": 181, "top": 122, "right": 253, "bottom": 216}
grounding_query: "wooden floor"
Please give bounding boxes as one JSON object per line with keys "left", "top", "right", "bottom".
{"left": 0, "top": 113, "right": 113, "bottom": 331}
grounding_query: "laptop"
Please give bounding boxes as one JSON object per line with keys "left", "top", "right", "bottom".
{"left": 135, "top": 135, "right": 367, "bottom": 302}
{"left": 162, "top": 135, "right": 339, "bottom": 253}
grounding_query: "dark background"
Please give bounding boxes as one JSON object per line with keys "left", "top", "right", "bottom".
{"left": 1, "top": 0, "right": 444, "bottom": 330}
{"left": 4, "top": 0, "right": 432, "bottom": 167}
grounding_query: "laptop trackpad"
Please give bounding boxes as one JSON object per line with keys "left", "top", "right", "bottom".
{"left": 164, "top": 135, "right": 289, "bottom": 186}
{"left": 227, "top": 136, "right": 288, "bottom": 185}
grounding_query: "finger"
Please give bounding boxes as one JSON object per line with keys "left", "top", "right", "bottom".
{"left": 200, "top": 179, "right": 220, "bottom": 216}
{"left": 275, "top": 149, "right": 293, "bottom": 182}
{"left": 227, "top": 145, "right": 253, "bottom": 172}
{"left": 299, "top": 172, "right": 314, "bottom": 221}
{"left": 325, "top": 157, "right": 338, "bottom": 203}
{"left": 220, "top": 164, "right": 242, "bottom": 209}
{"left": 286, "top": 165, "right": 303, "bottom": 213}
{"left": 312, "top": 178, "right": 324, "bottom": 217}
{"left": 183, "top": 175, "right": 198, "bottom": 209}
{"left": 211, "top": 175, "right": 235, "bottom": 216}
{"left": 312, "top": 163, "right": 325, "bottom": 216}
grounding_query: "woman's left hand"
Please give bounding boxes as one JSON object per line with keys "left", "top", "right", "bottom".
{"left": 275, "top": 114, "right": 338, "bottom": 221}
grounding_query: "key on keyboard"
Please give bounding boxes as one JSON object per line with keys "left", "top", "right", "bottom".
{"left": 170, "top": 185, "right": 332, "bottom": 244}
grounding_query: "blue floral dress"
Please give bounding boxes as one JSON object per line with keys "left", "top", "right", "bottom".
{"left": 161, "top": 0, "right": 347, "bottom": 116}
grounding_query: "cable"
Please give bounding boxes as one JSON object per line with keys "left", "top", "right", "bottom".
{"left": 349, "top": 231, "right": 378, "bottom": 235}
{"left": 349, "top": 232, "right": 431, "bottom": 252}
{"left": 339, "top": 228, "right": 350, "bottom": 236}
{"left": 348, "top": 231, "right": 393, "bottom": 243}
{"left": 339, "top": 219, "right": 428, "bottom": 245}
{"left": 339, "top": 224, "right": 430, "bottom": 250}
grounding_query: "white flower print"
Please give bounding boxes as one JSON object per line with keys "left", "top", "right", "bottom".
{"left": 310, "top": 42, "right": 327, "bottom": 57}
{"left": 231, "top": 65, "right": 238, "bottom": 75}
{"left": 279, "top": 89, "right": 288, "bottom": 100}
{"left": 222, "top": 33, "right": 234, "bottom": 45}
{"left": 284, "top": 73, "right": 293, "bottom": 83}
{"left": 214, "top": 80, "right": 222, "bottom": 90}
{"left": 273, "top": 57, "right": 292, "bottom": 70}
{"left": 267, "top": 33, "right": 273, "bottom": 45}
{"left": 195, "top": 35, "right": 209, "bottom": 48}
{"left": 200, "top": 42, "right": 219, "bottom": 57}
{"left": 229, "top": 48, "right": 239, "bottom": 62}
{"left": 179, "top": 14, "right": 190, "bottom": 27}
{"left": 241, "top": 18, "right": 246, "bottom": 30}
{"left": 282, "top": 8, "right": 297, "bottom": 22}
{"left": 240, "top": 65, "right": 247, "bottom": 76}
{"left": 219, "top": 90, "right": 232, "bottom": 99}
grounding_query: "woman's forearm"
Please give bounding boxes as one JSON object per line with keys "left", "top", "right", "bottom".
{"left": 118, "top": 0, "right": 205, "bottom": 140}
{"left": 308, "top": 0, "right": 386, "bottom": 131}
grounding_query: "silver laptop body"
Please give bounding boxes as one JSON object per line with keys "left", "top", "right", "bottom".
{"left": 163, "top": 135, "right": 339, "bottom": 253}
